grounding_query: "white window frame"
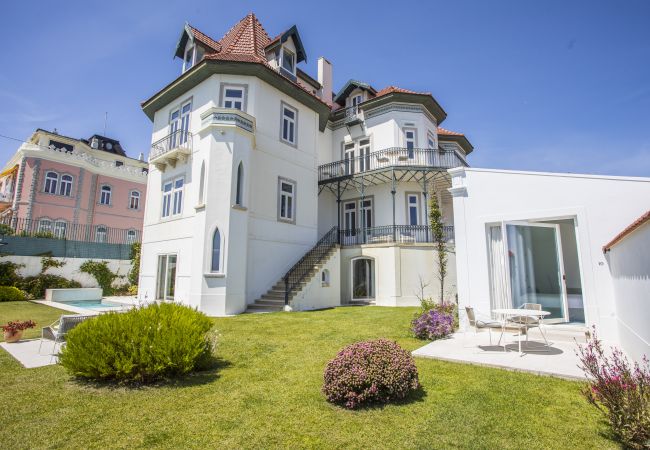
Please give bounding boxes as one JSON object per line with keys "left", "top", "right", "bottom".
{"left": 406, "top": 193, "right": 420, "bottom": 226}
{"left": 281, "top": 47, "right": 296, "bottom": 75}
{"left": 99, "top": 185, "right": 112, "bottom": 205}
{"left": 351, "top": 257, "right": 375, "bottom": 300}
{"left": 172, "top": 177, "right": 184, "bottom": 216}
{"left": 351, "top": 94, "right": 363, "bottom": 107}
{"left": 53, "top": 220, "right": 67, "bottom": 239}
{"left": 95, "top": 225, "right": 107, "bottom": 243}
{"left": 161, "top": 180, "right": 173, "bottom": 218}
{"left": 38, "top": 218, "right": 52, "bottom": 234}
{"left": 169, "top": 98, "right": 192, "bottom": 148}
{"left": 278, "top": 177, "right": 296, "bottom": 224}
{"left": 129, "top": 190, "right": 141, "bottom": 210}
{"left": 280, "top": 102, "right": 298, "bottom": 146}
{"left": 183, "top": 45, "right": 195, "bottom": 73}
{"left": 126, "top": 229, "right": 137, "bottom": 244}
{"left": 221, "top": 85, "right": 246, "bottom": 111}
{"left": 404, "top": 128, "right": 417, "bottom": 159}
{"left": 43, "top": 171, "right": 59, "bottom": 194}
{"left": 59, "top": 174, "right": 73, "bottom": 196}
{"left": 156, "top": 254, "right": 178, "bottom": 300}
{"left": 427, "top": 131, "right": 436, "bottom": 149}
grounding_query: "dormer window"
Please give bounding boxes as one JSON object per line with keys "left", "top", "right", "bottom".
{"left": 352, "top": 94, "right": 363, "bottom": 107}
{"left": 183, "top": 45, "right": 195, "bottom": 72}
{"left": 281, "top": 47, "right": 296, "bottom": 75}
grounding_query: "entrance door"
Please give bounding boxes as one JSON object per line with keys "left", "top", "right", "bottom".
{"left": 352, "top": 258, "right": 374, "bottom": 300}
{"left": 504, "top": 222, "right": 567, "bottom": 322}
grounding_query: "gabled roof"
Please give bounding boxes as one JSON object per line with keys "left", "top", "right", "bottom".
{"left": 437, "top": 127, "right": 474, "bottom": 155}
{"left": 215, "top": 12, "right": 271, "bottom": 60}
{"left": 175, "top": 23, "right": 221, "bottom": 58}
{"left": 333, "top": 80, "right": 377, "bottom": 104}
{"left": 265, "top": 25, "right": 307, "bottom": 63}
{"left": 603, "top": 210, "right": 650, "bottom": 252}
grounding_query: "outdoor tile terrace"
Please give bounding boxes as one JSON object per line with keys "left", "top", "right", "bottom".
{"left": 318, "top": 148, "right": 467, "bottom": 183}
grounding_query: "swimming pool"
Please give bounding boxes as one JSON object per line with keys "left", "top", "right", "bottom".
{"left": 58, "top": 300, "right": 124, "bottom": 310}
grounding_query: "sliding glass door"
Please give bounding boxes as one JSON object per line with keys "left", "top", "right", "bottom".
{"left": 504, "top": 222, "right": 567, "bottom": 322}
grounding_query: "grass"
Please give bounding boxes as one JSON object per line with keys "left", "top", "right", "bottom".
{"left": 0, "top": 301, "right": 615, "bottom": 449}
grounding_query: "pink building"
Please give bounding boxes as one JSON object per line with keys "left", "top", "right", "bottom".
{"left": 0, "top": 129, "right": 148, "bottom": 243}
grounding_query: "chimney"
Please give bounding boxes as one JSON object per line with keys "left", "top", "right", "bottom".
{"left": 317, "top": 57, "right": 333, "bottom": 105}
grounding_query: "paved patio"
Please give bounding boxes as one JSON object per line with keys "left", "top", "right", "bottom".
{"left": 413, "top": 328, "right": 588, "bottom": 380}
{"left": 0, "top": 339, "right": 59, "bottom": 368}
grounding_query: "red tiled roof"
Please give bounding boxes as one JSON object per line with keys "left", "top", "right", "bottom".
{"left": 603, "top": 210, "right": 650, "bottom": 252}
{"left": 375, "top": 86, "right": 431, "bottom": 97}
{"left": 187, "top": 25, "right": 221, "bottom": 52}
{"left": 437, "top": 127, "right": 465, "bottom": 137}
{"left": 185, "top": 14, "right": 328, "bottom": 107}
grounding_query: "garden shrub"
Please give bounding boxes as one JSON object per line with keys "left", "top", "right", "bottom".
{"left": 79, "top": 260, "right": 117, "bottom": 295}
{"left": 411, "top": 305, "right": 454, "bottom": 341}
{"left": 0, "top": 223, "right": 14, "bottom": 236}
{"left": 323, "top": 339, "right": 420, "bottom": 409}
{"left": 0, "top": 286, "right": 27, "bottom": 302}
{"left": 128, "top": 242, "right": 141, "bottom": 286}
{"left": 16, "top": 274, "right": 81, "bottom": 299}
{"left": 0, "top": 261, "right": 23, "bottom": 286}
{"left": 59, "top": 303, "right": 217, "bottom": 383}
{"left": 577, "top": 327, "right": 650, "bottom": 449}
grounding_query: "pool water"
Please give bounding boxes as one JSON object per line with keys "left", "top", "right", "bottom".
{"left": 60, "top": 300, "right": 123, "bottom": 310}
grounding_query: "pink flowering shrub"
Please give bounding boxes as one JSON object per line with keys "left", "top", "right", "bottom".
{"left": 411, "top": 305, "right": 454, "bottom": 340}
{"left": 323, "top": 339, "right": 420, "bottom": 409}
{"left": 577, "top": 327, "right": 650, "bottom": 449}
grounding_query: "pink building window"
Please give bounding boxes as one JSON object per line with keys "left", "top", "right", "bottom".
{"left": 44, "top": 172, "right": 58, "bottom": 194}
{"left": 129, "top": 191, "right": 140, "bottom": 210}
{"left": 99, "top": 186, "right": 112, "bottom": 205}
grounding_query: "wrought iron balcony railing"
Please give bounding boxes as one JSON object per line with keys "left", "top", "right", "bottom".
{"left": 318, "top": 148, "right": 467, "bottom": 182}
{"left": 149, "top": 129, "right": 193, "bottom": 162}
{"left": 339, "top": 225, "right": 454, "bottom": 246}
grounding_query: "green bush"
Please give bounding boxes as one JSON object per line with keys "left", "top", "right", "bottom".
{"left": 128, "top": 242, "right": 141, "bottom": 286}
{"left": 79, "top": 260, "right": 117, "bottom": 295}
{"left": 59, "top": 303, "right": 216, "bottom": 383}
{"left": 0, "top": 286, "right": 26, "bottom": 302}
{"left": 16, "top": 274, "right": 81, "bottom": 299}
{"left": 0, "top": 224, "right": 14, "bottom": 236}
{"left": 0, "top": 261, "right": 23, "bottom": 286}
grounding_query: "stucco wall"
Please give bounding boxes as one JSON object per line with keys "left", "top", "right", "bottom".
{"left": 451, "top": 167, "right": 650, "bottom": 344}
{"left": 291, "top": 248, "right": 341, "bottom": 311}
{"left": 607, "top": 221, "right": 650, "bottom": 361}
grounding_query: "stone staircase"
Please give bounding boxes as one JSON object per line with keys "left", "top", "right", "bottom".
{"left": 246, "top": 227, "right": 339, "bottom": 313}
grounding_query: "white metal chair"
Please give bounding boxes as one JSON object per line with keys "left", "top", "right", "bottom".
{"left": 38, "top": 314, "right": 94, "bottom": 362}
{"left": 464, "top": 306, "right": 504, "bottom": 350}
{"left": 505, "top": 303, "right": 550, "bottom": 353}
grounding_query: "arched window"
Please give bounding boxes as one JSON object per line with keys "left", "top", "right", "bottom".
{"left": 129, "top": 191, "right": 140, "bottom": 209}
{"left": 95, "top": 226, "right": 107, "bottom": 243}
{"left": 198, "top": 161, "right": 205, "bottom": 205}
{"left": 99, "top": 185, "right": 111, "bottom": 205}
{"left": 59, "top": 174, "right": 73, "bottom": 196}
{"left": 211, "top": 228, "right": 221, "bottom": 272}
{"left": 38, "top": 218, "right": 52, "bottom": 234}
{"left": 53, "top": 220, "right": 67, "bottom": 239}
{"left": 44, "top": 171, "right": 58, "bottom": 194}
{"left": 126, "top": 229, "right": 137, "bottom": 244}
{"left": 321, "top": 269, "right": 330, "bottom": 287}
{"left": 235, "top": 162, "right": 244, "bottom": 206}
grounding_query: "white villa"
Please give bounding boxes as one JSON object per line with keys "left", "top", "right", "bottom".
{"left": 138, "top": 13, "right": 649, "bottom": 360}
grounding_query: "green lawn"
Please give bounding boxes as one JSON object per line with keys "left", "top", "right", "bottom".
{"left": 0, "top": 301, "right": 614, "bottom": 449}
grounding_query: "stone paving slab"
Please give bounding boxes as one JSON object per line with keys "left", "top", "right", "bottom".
{"left": 0, "top": 339, "right": 59, "bottom": 368}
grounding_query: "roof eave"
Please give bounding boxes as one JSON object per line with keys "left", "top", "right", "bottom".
{"left": 141, "top": 60, "right": 331, "bottom": 131}
{"left": 439, "top": 134, "right": 474, "bottom": 155}
{"left": 360, "top": 92, "right": 447, "bottom": 124}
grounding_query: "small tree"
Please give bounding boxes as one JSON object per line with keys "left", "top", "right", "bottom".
{"left": 428, "top": 189, "right": 447, "bottom": 303}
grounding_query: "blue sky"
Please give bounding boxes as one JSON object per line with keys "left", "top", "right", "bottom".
{"left": 2, "top": 0, "right": 649, "bottom": 175}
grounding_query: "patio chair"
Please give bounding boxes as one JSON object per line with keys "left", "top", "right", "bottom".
{"left": 464, "top": 306, "right": 504, "bottom": 348}
{"left": 506, "top": 303, "right": 550, "bottom": 352}
{"left": 38, "top": 314, "right": 94, "bottom": 361}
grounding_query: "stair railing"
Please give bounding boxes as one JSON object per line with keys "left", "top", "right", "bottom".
{"left": 283, "top": 226, "right": 339, "bottom": 305}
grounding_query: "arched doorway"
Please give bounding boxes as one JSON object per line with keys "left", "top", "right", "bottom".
{"left": 351, "top": 257, "right": 374, "bottom": 301}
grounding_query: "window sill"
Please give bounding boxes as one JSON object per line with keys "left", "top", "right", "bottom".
{"left": 277, "top": 218, "right": 296, "bottom": 225}
{"left": 232, "top": 204, "right": 247, "bottom": 211}
{"left": 204, "top": 272, "right": 225, "bottom": 278}
{"left": 195, "top": 204, "right": 206, "bottom": 211}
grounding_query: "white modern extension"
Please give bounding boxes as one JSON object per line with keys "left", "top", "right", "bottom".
{"left": 137, "top": 14, "right": 472, "bottom": 315}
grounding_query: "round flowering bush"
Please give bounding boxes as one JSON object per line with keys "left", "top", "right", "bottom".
{"left": 322, "top": 339, "right": 420, "bottom": 409}
{"left": 411, "top": 308, "right": 454, "bottom": 340}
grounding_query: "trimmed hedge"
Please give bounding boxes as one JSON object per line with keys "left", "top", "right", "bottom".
{"left": 59, "top": 303, "right": 216, "bottom": 383}
{"left": 0, "top": 286, "right": 26, "bottom": 302}
{"left": 323, "top": 339, "right": 420, "bottom": 409}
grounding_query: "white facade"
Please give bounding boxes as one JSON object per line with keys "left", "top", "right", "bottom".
{"left": 450, "top": 167, "right": 650, "bottom": 355}
{"left": 606, "top": 218, "right": 650, "bottom": 360}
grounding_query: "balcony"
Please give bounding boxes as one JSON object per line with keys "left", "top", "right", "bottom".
{"left": 318, "top": 148, "right": 467, "bottom": 183}
{"left": 339, "top": 225, "right": 454, "bottom": 246}
{"left": 149, "top": 130, "right": 192, "bottom": 171}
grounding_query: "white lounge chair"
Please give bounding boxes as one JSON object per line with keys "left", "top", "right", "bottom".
{"left": 38, "top": 314, "right": 94, "bottom": 361}
{"left": 464, "top": 306, "right": 504, "bottom": 349}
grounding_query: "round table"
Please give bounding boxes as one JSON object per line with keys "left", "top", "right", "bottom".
{"left": 491, "top": 308, "right": 551, "bottom": 353}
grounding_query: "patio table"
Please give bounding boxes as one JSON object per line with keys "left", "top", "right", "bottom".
{"left": 492, "top": 308, "right": 550, "bottom": 353}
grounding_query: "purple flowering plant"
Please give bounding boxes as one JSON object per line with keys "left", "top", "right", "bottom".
{"left": 577, "top": 327, "right": 649, "bottom": 449}
{"left": 322, "top": 339, "right": 420, "bottom": 409}
{"left": 411, "top": 301, "right": 455, "bottom": 341}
